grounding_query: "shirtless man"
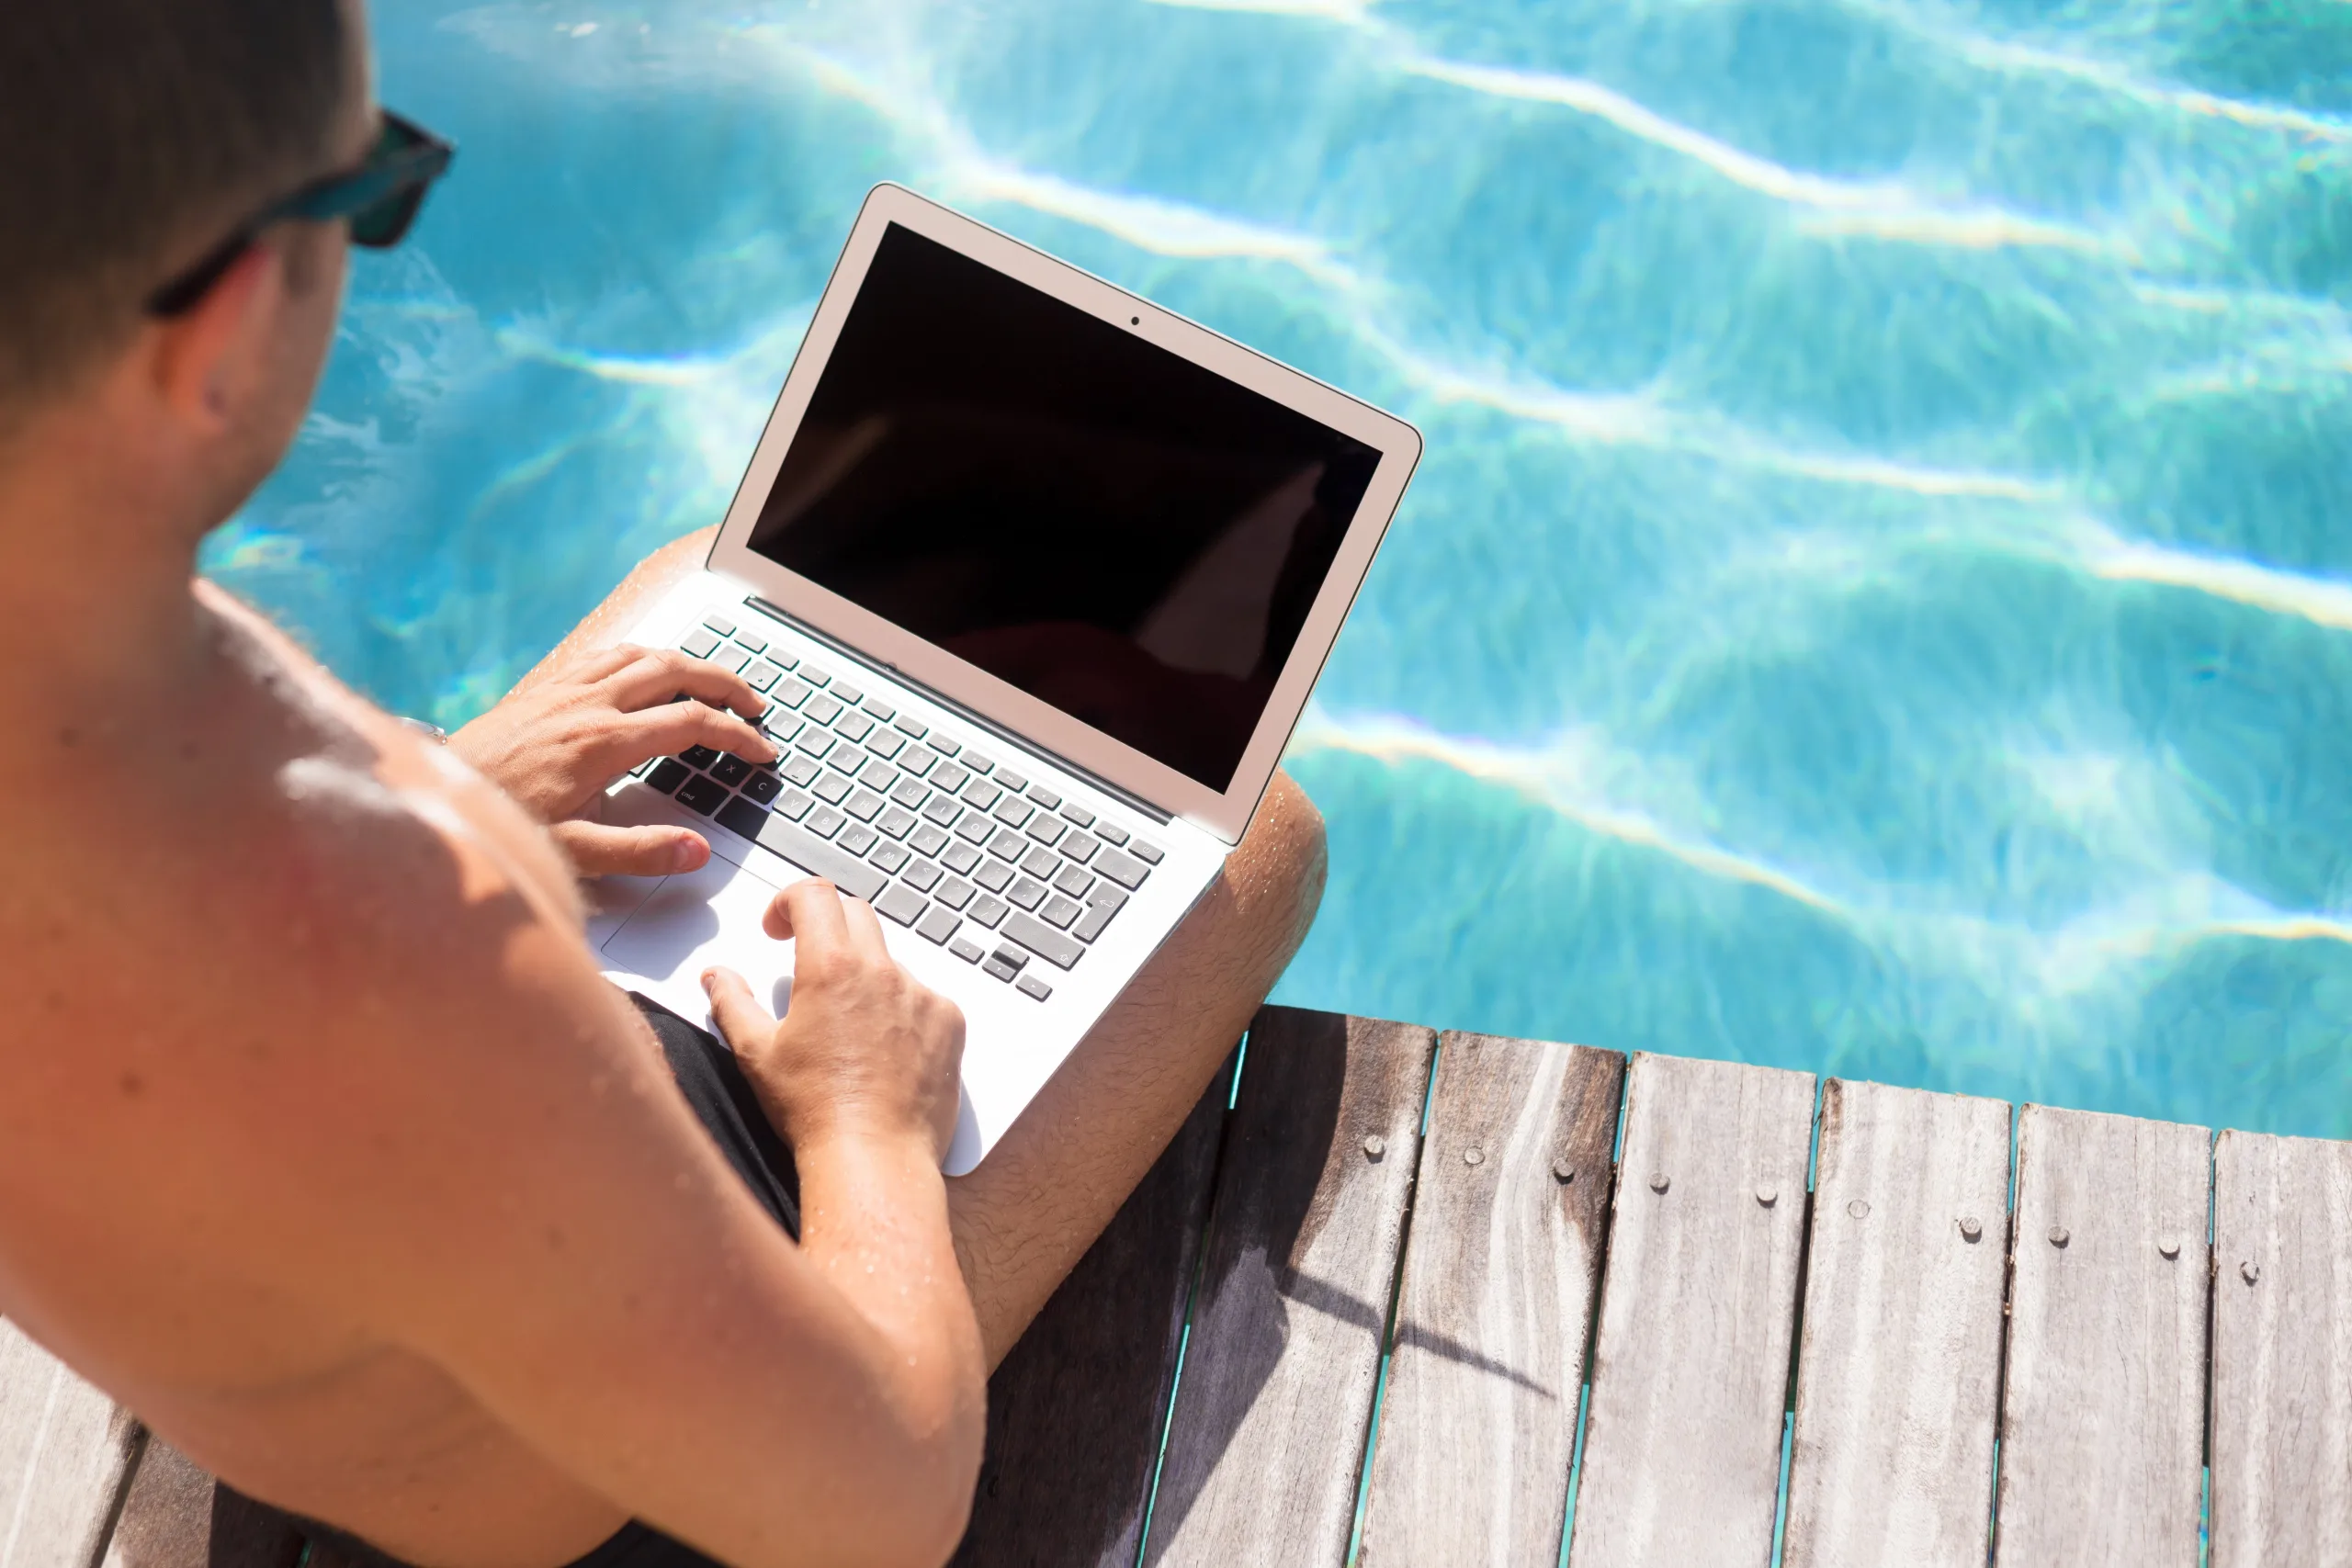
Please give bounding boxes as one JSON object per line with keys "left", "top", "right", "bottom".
{"left": 0, "top": 6, "right": 1325, "bottom": 1567}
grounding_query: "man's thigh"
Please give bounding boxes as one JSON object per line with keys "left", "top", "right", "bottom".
{"left": 945, "top": 771, "right": 1327, "bottom": 1368}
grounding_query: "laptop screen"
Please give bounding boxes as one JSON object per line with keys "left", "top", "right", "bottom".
{"left": 746, "top": 222, "right": 1383, "bottom": 793}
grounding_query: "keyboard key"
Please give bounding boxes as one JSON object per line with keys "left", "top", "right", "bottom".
{"left": 646, "top": 759, "right": 691, "bottom": 795}
{"left": 742, "top": 771, "right": 782, "bottom": 806}
{"left": 752, "top": 814, "right": 887, "bottom": 902}
{"left": 1028, "top": 785, "right": 1061, "bottom": 811}
{"left": 958, "top": 748, "right": 988, "bottom": 773}
{"left": 775, "top": 788, "right": 814, "bottom": 821}
{"left": 1016, "top": 973, "right": 1054, "bottom": 1002}
{"left": 1095, "top": 848, "right": 1150, "bottom": 890}
{"left": 952, "top": 813, "right": 994, "bottom": 846}
{"left": 675, "top": 775, "right": 728, "bottom": 816}
{"left": 799, "top": 664, "right": 832, "bottom": 689}
{"left": 1025, "top": 816, "right": 1066, "bottom": 848}
{"left": 862, "top": 698, "right": 896, "bottom": 723}
{"left": 968, "top": 895, "right": 1008, "bottom": 929}
{"left": 899, "top": 748, "right": 937, "bottom": 778}
{"left": 731, "top": 628, "right": 766, "bottom": 655}
{"left": 742, "top": 660, "right": 783, "bottom": 693}
{"left": 1095, "top": 822, "right": 1130, "bottom": 847}
{"left": 922, "top": 795, "right": 962, "bottom": 828}
{"left": 831, "top": 681, "right": 865, "bottom": 707}
{"left": 891, "top": 777, "right": 931, "bottom": 810}
{"left": 894, "top": 716, "right": 929, "bottom": 739}
{"left": 782, "top": 754, "right": 821, "bottom": 787}
{"left": 989, "top": 945, "right": 1027, "bottom": 972}
{"left": 989, "top": 829, "right": 1029, "bottom": 863}
{"left": 773, "top": 678, "right": 812, "bottom": 708}
{"left": 793, "top": 730, "right": 836, "bottom": 762}
{"left": 942, "top": 841, "right": 980, "bottom": 875}
{"left": 960, "top": 779, "right": 1001, "bottom": 812}
{"left": 869, "top": 840, "right": 910, "bottom": 874}
{"left": 983, "top": 955, "right": 1020, "bottom": 984}
{"left": 904, "top": 859, "right": 944, "bottom": 893}
{"left": 1073, "top": 898, "right": 1119, "bottom": 943}
{"left": 1003, "top": 912, "right": 1083, "bottom": 970}
{"left": 806, "top": 806, "right": 846, "bottom": 839}
{"left": 681, "top": 628, "right": 721, "bottom": 659}
{"left": 844, "top": 789, "right": 885, "bottom": 822}
{"left": 713, "top": 647, "right": 752, "bottom": 674}
{"left": 708, "top": 754, "right": 752, "bottom": 788}
{"left": 973, "top": 859, "right": 1013, "bottom": 894}
{"left": 865, "top": 730, "right": 905, "bottom": 761}
{"left": 915, "top": 906, "right": 960, "bottom": 946}
{"left": 1060, "top": 804, "right": 1096, "bottom": 829}
{"left": 681, "top": 744, "right": 720, "bottom": 770}
{"left": 1007, "top": 876, "right": 1048, "bottom": 912}
{"left": 1041, "top": 894, "right": 1083, "bottom": 930}
{"left": 1087, "top": 882, "right": 1129, "bottom": 910}
{"left": 699, "top": 613, "right": 736, "bottom": 638}
{"left": 950, "top": 937, "right": 985, "bottom": 964}
{"left": 838, "top": 823, "right": 878, "bottom": 856}
{"left": 810, "top": 771, "right": 853, "bottom": 806}
{"left": 1060, "top": 833, "right": 1099, "bottom": 865}
{"left": 716, "top": 796, "right": 768, "bottom": 841}
{"left": 1053, "top": 863, "right": 1093, "bottom": 899}
{"left": 935, "top": 877, "right": 976, "bottom": 910}
{"left": 933, "top": 763, "right": 971, "bottom": 795}
{"left": 1131, "top": 840, "right": 1166, "bottom": 865}
{"left": 1021, "top": 846, "right": 1061, "bottom": 882}
{"left": 991, "top": 797, "right": 1034, "bottom": 829}
{"left": 804, "top": 694, "right": 843, "bottom": 725}
{"left": 877, "top": 807, "right": 919, "bottom": 840}
{"left": 833, "top": 712, "right": 874, "bottom": 744}
{"left": 875, "top": 884, "right": 926, "bottom": 927}
{"left": 996, "top": 768, "right": 1031, "bottom": 794}
{"left": 910, "top": 824, "right": 951, "bottom": 858}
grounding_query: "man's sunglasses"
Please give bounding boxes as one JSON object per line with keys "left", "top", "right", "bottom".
{"left": 145, "top": 111, "right": 455, "bottom": 319}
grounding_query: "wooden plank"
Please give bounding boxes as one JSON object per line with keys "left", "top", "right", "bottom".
{"left": 950, "top": 1055, "right": 1236, "bottom": 1568}
{"left": 99, "top": 1442, "right": 305, "bottom": 1568}
{"left": 1566, "top": 1052, "right": 1815, "bottom": 1568}
{"left": 1781, "top": 1080, "right": 2010, "bottom": 1568}
{"left": 1993, "top": 1105, "right": 2209, "bottom": 1566}
{"left": 1145, "top": 1009, "right": 1437, "bottom": 1568}
{"left": 2210, "top": 1130, "right": 2352, "bottom": 1567}
{"left": 1357, "top": 1032, "right": 1624, "bottom": 1568}
{"left": 0, "top": 1320, "right": 141, "bottom": 1568}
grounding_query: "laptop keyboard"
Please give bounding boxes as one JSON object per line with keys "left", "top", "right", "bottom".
{"left": 632, "top": 609, "right": 1167, "bottom": 1003}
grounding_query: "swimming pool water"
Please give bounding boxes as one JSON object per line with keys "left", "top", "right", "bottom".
{"left": 210, "top": 0, "right": 2352, "bottom": 1136}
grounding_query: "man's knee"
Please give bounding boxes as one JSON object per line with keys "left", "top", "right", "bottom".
{"left": 1222, "top": 770, "right": 1329, "bottom": 976}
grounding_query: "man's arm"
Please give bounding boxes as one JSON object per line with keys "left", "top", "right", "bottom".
{"left": 218, "top": 814, "right": 983, "bottom": 1568}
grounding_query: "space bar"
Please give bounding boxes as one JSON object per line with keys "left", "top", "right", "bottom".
{"left": 752, "top": 816, "right": 888, "bottom": 902}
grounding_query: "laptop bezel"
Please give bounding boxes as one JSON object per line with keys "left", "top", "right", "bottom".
{"left": 706, "top": 183, "right": 1421, "bottom": 846}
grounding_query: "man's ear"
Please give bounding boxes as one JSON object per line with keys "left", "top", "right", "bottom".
{"left": 145, "top": 243, "right": 287, "bottom": 436}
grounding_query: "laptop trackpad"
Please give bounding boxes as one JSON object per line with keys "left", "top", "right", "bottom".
{"left": 599, "top": 856, "right": 795, "bottom": 1023}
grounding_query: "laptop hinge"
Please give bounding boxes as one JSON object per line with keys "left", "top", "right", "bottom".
{"left": 743, "top": 596, "right": 1176, "bottom": 827}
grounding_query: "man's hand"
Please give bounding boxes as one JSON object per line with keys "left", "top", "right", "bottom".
{"left": 700, "top": 880, "right": 967, "bottom": 1164}
{"left": 448, "top": 644, "right": 776, "bottom": 877}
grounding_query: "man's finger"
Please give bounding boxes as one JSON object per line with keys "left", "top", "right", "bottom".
{"left": 764, "top": 877, "right": 854, "bottom": 952}
{"left": 615, "top": 703, "right": 778, "bottom": 771}
{"left": 551, "top": 820, "right": 709, "bottom": 878}
{"left": 699, "top": 965, "right": 775, "bottom": 1053}
{"left": 563, "top": 643, "right": 651, "bottom": 685}
{"left": 602, "top": 649, "right": 763, "bottom": 719}
{"left": 837, "top": 891, "right": 893, "bottom": 963}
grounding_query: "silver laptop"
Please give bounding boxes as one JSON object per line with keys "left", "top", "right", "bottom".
{"left": 587, "top": 185, "right": 1421, "bottom": 1174}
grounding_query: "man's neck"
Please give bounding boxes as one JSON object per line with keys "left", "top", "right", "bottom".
{"left": 0, "top": 412, "right": 225, "bottom": 745}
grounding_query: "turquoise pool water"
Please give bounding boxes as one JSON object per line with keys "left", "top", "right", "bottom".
{"left": 211, "top": 0, "right": 2352, "bottom": 1136}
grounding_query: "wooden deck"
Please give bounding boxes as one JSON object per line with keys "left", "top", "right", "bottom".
{"left": 8, "top": 1005, "right": 2351, "bottom": 1567}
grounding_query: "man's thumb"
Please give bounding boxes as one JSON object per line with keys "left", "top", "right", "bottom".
{"left": 552, "top": 820, "right": 708, "bottom": 878}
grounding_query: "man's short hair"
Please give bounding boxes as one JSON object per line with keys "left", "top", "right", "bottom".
{"left": 0, "top": 1, "right": 353, "bottom": 414}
